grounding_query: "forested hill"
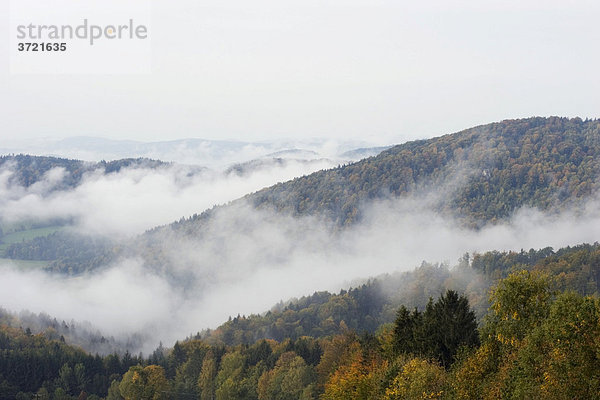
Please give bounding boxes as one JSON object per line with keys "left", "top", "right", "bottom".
{"left": 0, "top": 155, "right": 169, "bottom": 190}
{"left": 6, "top": 117, "right": 600, "bottom": 275}
{"left": 198, "top": 242, "right": 600, "bottom": 347}
{"left": 3, "top": 244, "right": 600, "bottom": 399}
{"left": 241, "top": 117, "right": 599, "bottom": 226}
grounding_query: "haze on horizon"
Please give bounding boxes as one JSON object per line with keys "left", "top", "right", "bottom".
{"left": 1, "top": 0, "right": 599, "bottom": 146}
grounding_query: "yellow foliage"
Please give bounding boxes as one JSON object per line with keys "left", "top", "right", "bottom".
{"left": 321, "top": 348, "right": 382, "bottom": 400}
{"left": 384, "top": 358, "right": 447, "bottom": 400}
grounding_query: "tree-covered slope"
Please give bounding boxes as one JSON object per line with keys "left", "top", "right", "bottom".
{"left": 111, "top": 116, "right": 599, "bottom": 282}
{"left": 242, "top": 117, "right": 599, "bottom": 226}
{"left": 4, "top": 231, "right": 113, "bottom": 275}
{"left": 196, "top": 242, "right": 600, "bottom": 348}
{"left": 0, "top": 155, "right": 171, "bottom": 266}
{"left": 472, "top": 242, "right": 600, "bottom": 293}
{"left": 0, "top": 322, "right": 144, "bottom": 399}
{"left": 7, "top": 117, "right": 600, "bottom": 275}
{"left": 7, "top": 260, "right": 600, "bottom": 400}
{"left": 0, "top": 154, "right": 169, "bottom": 190}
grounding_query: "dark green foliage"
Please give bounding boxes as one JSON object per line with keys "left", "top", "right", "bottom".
{"left": 472, "top": 242, "right": 600, "bottom": 295}
{"left": 200, "top": 260, "right": 488, "bottom": 347}
{"left": 244, "top": 340, "right": 274, "bottom": 368}
{"left": 0, "top": 154, "right": 169, "bottom": 190}
{"left": 290, "top": 337, "right": 323, "bottom": 367}
{"left": 392, "top": 291, "right": 479, "bottom": 367}
{"left": 0, "top": 325, "right": 142, "bottom": 399}
{"left": 0, "top": 155, "right": 87, "bottom": 189}
{"left": 5, "top": 231, "right": 113, "bottom": 274}
{"left": 392, "top": 306, "right": 419, "bottom": 356}
{"left": 429, "top": 290, "right": 479, "bottom": 367}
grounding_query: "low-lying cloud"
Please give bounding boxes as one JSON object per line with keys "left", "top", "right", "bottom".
{"left": 0, "top": 147, "right": 599, "bottom": 353}
{"left": 0, "top": 158, "right": 339, "bottom": 237}
{"left": 1, "top": 190, "right": 599, "bottom": 354}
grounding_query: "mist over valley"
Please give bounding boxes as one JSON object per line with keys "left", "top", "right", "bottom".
{"left": 0, "top": 117, "right": 598, "bottom": 356}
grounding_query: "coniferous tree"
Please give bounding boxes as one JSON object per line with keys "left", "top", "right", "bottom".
{"left": 392, "top": 290, "right": 478, "bottom": 367}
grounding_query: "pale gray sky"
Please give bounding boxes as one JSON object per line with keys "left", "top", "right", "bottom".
{"left": 1, "top": 0, "right": 599, "bottom": 145}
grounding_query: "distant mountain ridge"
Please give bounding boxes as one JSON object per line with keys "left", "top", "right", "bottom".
{"left": 0, "top": 137, "right": 387, "bottom": 168}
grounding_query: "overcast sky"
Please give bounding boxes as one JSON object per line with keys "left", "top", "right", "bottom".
{"left": 1, "top": 0, "right": 599, "bottom": 145}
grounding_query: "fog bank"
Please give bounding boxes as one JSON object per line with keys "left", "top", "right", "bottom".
{"left": 1, "top": 193, "right": 598, "bottom": 353}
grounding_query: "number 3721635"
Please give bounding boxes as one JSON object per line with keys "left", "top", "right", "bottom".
{"left": 18, "top": 42, "right": 67, "bottom": 52}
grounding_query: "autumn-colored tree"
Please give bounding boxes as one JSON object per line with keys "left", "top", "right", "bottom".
{"left": 118, "top": 365, "right": 169, "bottom": 400}
{"left": 449, "top": 341, "right": 502, "bottom": 400}
{"left": 198, "top": 350, "right": 217, "bottom": 400}
{"left": 321, "top": 348, "right": 381, "bottom": 400}
{"left": 214, "top": 351, "right": 245, "bottom": 400}
{"left": 315, "top": 332, "right": 358, "bottom": 389}
{"left": 485, "top": 270, "right": 551, "bottom": 347}
{"left": 257, "top": 351, "right": 315, "bottom": 400}
{"left": 510, "top": 292, "right": 600, "bottom": 399}
{"left": 384, "top": 357, "right": 447, "bottom": 400}
{"left": 450, "top": 270, "right": 599, "bottom": 400}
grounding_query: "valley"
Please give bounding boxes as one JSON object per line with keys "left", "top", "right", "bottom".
{"left": 0, "top": 117, "right": 599, "bottom": 399}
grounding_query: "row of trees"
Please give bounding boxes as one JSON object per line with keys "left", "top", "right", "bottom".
{"left": 94, "top": 290, "right": 479, "bottom": 400}
{"left": 14, "top": 270, "right": 596, "bottom": 400}
{"left": 471, "top": 242, "right": 600, "bottom": 294}
{"left": 193, "top": 261, "right": 488, "bottom": 347}
{"left": 2, "top": 241, "right": 600, "bottom": 398}
{"left": 0, "top": 326, "right": 143, "bottom": 399}
{"left": 2, "top": 270, "right": 600, "bottom": 399}
{"left": 0, "top": 290, "right": 478, "bottom": 399}
{"left": 186, "top": 243, "right": 599, "bottom": 348}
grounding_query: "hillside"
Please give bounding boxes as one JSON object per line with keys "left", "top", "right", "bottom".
{"left": 0, "top": 155, "right": 170, "bottom": 191}
{"left": 7, "top": 118, "right": 597, "bottom": 232}
{"left": 7, "top": 117, "right": 598, "bottom": 275}
{"left": 126, "top": 116, "right": 600, "bottom": 278}
{"left": 0, "top": 321, "right": 144, "bottom": 399}
{"left": 0, "top": 156, "right": 173, "bottom": 270}
{"left": 168, "top": 117, "right": 599, "bottom": 236}
{"left": 1, "top": 117, "right": 600, "bottom": 399}
{"left": 3, "top": 242, "right": 600, "bottom": 399}
{"left": 197, "top": 242, "right": 600, "bottom": 347}
{"left": 161, "top": 266, "right": 600, "bottom": 400}
{"left": 247, "top": 117, "right": 599, "bottom": 226}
